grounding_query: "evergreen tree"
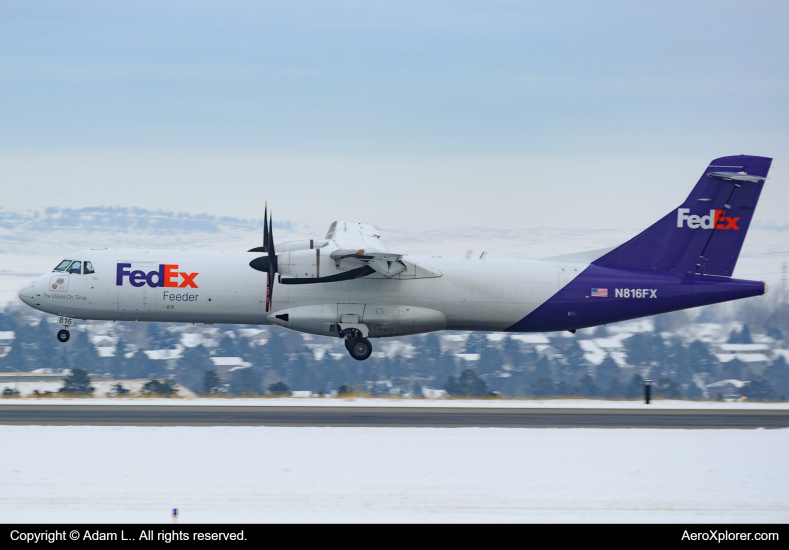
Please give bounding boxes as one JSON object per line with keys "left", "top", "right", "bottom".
{"left": 268, "top": 381, "right": 291, "bottom": 396}
{"left": 685, "top": 340, "right": 717, "bottom": 373}
{"left": 501, "top": 335, "right": 521, "bottom": 364}
{"left": 465, "top": 332, "right": 488, "bottom": 354}
{"left": 147, "top": 323, "right": 182, "bottom": 349}
{"left": 557, "top": 340, "right": 588, "bottom": 384}
{"left": 605, "top": 377, "right": 625, "bottom": 399}
{"left": 431, "top": 352, "right": 458, "bottom": 390}
{"left": 67, "top": 329, "right": 101, "bottom": 373}
{"left": 422, "top": 333, "right": 443, "bottom": 361}
{"left": 683, "top": 381, "right": 703, "bottom": 400}
{"left": 727, "top": 325, "right": 754, "bottom": 344}
{"left": 625, "top": 373, "right": 645, "bottom": 399}
{"left": 59, "top": 368, "right": 95, "bottom": 394}
{"left": 578, "top": 374, "right": 599, "bottom": 397}
{"left": 595, "top": 355, "right": 621, "bottom": 389}
{"left": 176, "top": 345, "right": 215, "bottom": 392}
{"left": 0, "top": 311, "right": 17, "bottom": 331}
{"left": 261, "top": 328, "right": 289, "bottom": 369}
{"left": 624, "top": 332, "right": 667, "bottom": 367}
{"left": 141, "top": 379, "right": 177, "bottom": 396}
{"left": 202, "top": 370, "right": 222, "bottom": 394}
{"left": 476, "top": 345, "right": 503, "bottom": 375}
{"left": 532, "top": 377, "right": 556, "bottom": 397}
{"left": 673, "top": 354, "right": 695, "bottom": 386}
{"left": 444, "top": 368, "right": 490, "bottom": 397}
{"left": 532, "top": 355, "right": 552, "bottom": 382}
{"left": 554, "top": 380, "right": 575, "bottom": 397}
{"left": 287, "top": 349, "right": 322, "bottom": 391}
{"left": 763, "top": 356, "right": 789, "bottom": 399}
{"left": 720, "top": 358, "right": 747, "bottom": 380}
{"left": 229, "top": 367, "right": 262, "bottom": 395}
{"left": 1, "top": 335, "right": 24, "bottom": 372}
{"left": 215, "top": 332, "right": 241, "bottom": 357}
{"left": 766, "top": 325, "right": 783, "bottom": 342}
{"left": 742, "top": 379, "right": 777, "bottom": 402}
{"left": 6, "top": 318, "right": 47, "bottom": 371}
{"left": 654, "top": 377, "right": 681, "bottom": 398}
{"left": 122, "top": 351, "right": 166, "bottom": 380}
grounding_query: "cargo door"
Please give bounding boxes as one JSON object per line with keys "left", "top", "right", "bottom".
{"left": 117, "top": 261, "right": 159, "bottom": 315}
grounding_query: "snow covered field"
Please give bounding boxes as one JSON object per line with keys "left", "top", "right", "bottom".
{"left": 1, "top": 425, "right": 787, "bottom": 523}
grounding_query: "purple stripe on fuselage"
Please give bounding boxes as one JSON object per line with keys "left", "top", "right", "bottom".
{"left": 506, "top": 264, "right": 765, "bottom": 333}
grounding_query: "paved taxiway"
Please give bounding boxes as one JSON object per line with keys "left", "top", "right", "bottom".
{"left": 1, "top": 405, "right": 788, "bottom": 428}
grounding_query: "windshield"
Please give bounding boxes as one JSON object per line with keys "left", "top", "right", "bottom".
{"left": 54, "top": 260, "right": 72, "bottom": 272}
{"left": 84, "top": 261, "right": 95, "bottom": 274}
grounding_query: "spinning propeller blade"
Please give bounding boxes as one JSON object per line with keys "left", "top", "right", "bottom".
{"left": 248, "top": 206, "right": 279, "bottom": 311}
{"left": 247, "top": 203, "right": 270, "bottom": 253}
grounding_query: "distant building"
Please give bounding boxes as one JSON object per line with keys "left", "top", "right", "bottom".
{"left": 211, "top": 357, "right": 252, "bottom": 379}
{"left": 706, "top": 379, "right": 747, "bottom": 400}
{"left": 0, "top": 331, "right": 15, "bottom": 358}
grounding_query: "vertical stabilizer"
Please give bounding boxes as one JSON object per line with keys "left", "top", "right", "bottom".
{"left": 593, "top": 155, "right": 771, "bottom": 276}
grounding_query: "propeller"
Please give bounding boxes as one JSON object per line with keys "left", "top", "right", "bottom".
{"left": 249, "top": 207, "right": 278, "bottom": 311}
{"left": 247, "top": 202, "right": 269, "bottom": 253}
{"left": 249, "top": 205, "right": 380, "bottom": 302}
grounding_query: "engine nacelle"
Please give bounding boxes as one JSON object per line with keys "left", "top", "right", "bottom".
{"left": 277, "top": 249, "right": 319, "bottom": 279}
{"left": 274, "top": 239, "right": 330, "bottom": 254}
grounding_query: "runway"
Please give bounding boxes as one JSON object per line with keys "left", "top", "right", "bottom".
{"left": 1, "top": 404, "right": 788, "bottom": 428}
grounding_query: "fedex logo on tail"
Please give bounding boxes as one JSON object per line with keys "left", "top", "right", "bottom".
{"left": 677, "top": 209, "right": 739, "bottom": 230}
{"left": 116, "top": 264, "right": 198, "bottom": 288}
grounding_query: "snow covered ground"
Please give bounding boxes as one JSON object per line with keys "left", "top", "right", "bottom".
{"left": 3, "top": 396, "right": 789, "bottom": 410}
{"left": 1, "top": 426, "right": 787, "bottom": 523}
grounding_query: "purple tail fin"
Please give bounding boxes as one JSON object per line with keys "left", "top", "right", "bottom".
{"left": 593, "top": 155, "right": 771, "bottom": 276}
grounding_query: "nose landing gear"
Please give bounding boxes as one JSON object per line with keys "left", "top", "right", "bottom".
{"left": 56, "top": 316, "right": 73, "bottom": 343}
{"left": 340, "top": 328, "right": 372, "bottom": 361}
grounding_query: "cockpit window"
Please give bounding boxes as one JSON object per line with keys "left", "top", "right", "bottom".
{"left": 54, "top": 260, "right": 72, "bottom": 272}
{"left": 84, "top": 261, "right": 95, "bottom": 275}
{"left": 68, "top": 261, "right": 82, "bottom": 275}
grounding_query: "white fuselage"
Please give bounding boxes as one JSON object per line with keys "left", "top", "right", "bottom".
{"left": 20, "top": 248, "right": 584, "bottom": 337}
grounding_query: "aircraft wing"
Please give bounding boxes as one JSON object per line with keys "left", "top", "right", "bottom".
{"left": 326, "top": 220, "right": 389, "bottom": 253}
{"left": 329, "top": 249, "right": 407, "bottom": 278}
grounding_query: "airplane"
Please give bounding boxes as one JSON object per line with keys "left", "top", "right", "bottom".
{"left": 18, "top": 155, "right": 771, "bottom": 361}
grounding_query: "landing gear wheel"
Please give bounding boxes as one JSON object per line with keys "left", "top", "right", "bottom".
{"left": 348, "top": 338, "right": 372, "bottom": 361}
{"left": 344, "top": 339, "right": 352, "bottom": 352}
{"left": 57, "top": 329, "right": 70, "bottom": 343}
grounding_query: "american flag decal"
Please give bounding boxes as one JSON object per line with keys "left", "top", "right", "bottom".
{"left": 591, "top": 288, "right": 608, "bottom": 297}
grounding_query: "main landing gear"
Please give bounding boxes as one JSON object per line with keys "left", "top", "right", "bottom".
{"left": 56, "top": 316, "right": 73, "bottom": 343}
{"left": 341, "top": 328, "right": 372, "bottom": 361}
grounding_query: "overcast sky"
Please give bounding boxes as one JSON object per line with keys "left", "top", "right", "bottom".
{"left": 1, "top": 1, "right": 787, "bottom": 234}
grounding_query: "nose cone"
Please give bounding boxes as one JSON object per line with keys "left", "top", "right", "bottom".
{"left": 18, "top": 280, "right": 36, "bottom": 306}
